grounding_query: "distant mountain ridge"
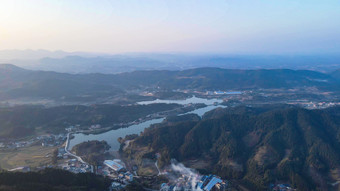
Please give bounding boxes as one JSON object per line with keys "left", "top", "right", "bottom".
{"left": 33, "top": 55, "right": 174, "bottom": 74}
{"left": 0, "top": 63, "right": 26, "bottom": 71}
{"left": 0, "top": 49, "right": 103, "bottom": 60}
{"left": 25, "top": 54, "right": 340, "bottom": 74}
{"left": 0, "top": 64, "right": 339, "bottom": 101}
{"left": 2, "top": 50, "right": 340, "bottom": 73}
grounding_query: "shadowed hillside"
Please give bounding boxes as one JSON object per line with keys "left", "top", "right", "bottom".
{"left": 0, "top": 103, "right": 179, "bottom": 138}
{"left": 125, "top": 105, "right": 340, "bottom": 190}
{"left": 0, "top": 64, "right": 339, "bottom": 101}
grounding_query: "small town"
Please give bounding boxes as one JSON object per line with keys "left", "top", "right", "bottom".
{"left": 0, "top": 134, "right": 67, "bottom": 149}
{"left": 1, "top": 91, "right": 326, "bottom": 191}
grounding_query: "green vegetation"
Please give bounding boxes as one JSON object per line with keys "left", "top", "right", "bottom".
{"left": 125, "top": 105, "right": 340, "bottom": 190}
{"left": 122, "top": 181, "right": 146, "bottom": 191}
{"left": 0, "top": 103, "right": 180, "bottom": 138}
{"left": 72, "top": 140, "right": 110, "bottom": 156}
{"left": 72, "top": 140, "right": 111, "bottom": 165}
{"left": 0, "top": 168, "right": 111, "bottom": 191}
{"left": 164, "top": 113, "right": 201, "bottom": 123}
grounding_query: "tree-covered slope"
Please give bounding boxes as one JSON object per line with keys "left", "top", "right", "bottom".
{"left": 0, "top": 168, "right": 111, "bottom": 191}
{"left": 126, "top": 106, "right": 340, "bottom": 190}
{"left": 0, "top": 103, "right": 179, "bottom": 138}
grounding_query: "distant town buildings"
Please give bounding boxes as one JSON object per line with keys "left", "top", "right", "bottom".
{"left": 206, "top": 91, "right": 243, "bottom": 95}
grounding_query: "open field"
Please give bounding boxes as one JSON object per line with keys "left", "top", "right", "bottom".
{"left": 0, "top": 146, "right": 56, "bottom": 170}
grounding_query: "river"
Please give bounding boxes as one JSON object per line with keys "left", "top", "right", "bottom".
{"left": 137, "top": 95, "right": 223, "bottom": 105}
{"left": 69, "top": 97, "right": 225, "bottom": 151}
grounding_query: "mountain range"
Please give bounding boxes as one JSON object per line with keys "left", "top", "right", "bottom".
{"left": 2, "top": 50, "right": 340, "bottom": 73}
{"left": 0, "top": 64, "right": 340, "bottom": 102}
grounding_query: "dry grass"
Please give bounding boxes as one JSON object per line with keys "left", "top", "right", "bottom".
{"left": 254, "top": 146, "right": 277, "bottom": 166}
{"left": 183, "top": 158, "right": 212, "bottom": 170}
{"left": 0, "top": 146, "right": 57, "bottom": 170}
{"left": 122, "top": 143, "right": 158, "bottom": 176}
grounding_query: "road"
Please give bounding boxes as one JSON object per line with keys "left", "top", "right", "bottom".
{"left": 64, "top": 133, "right": 86, "bottom": 164}
{"left": 155, "top": 153, "right": 163, "bottom": 176}
{"left": 155, "top": 160, "right": 161, "bottom": 176}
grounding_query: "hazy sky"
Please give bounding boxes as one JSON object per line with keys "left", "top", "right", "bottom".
{"left": 1, "top": 0, "right": 340, "bottom": 54}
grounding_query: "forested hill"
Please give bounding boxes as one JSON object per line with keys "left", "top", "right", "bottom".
{"left": 125, "top": 105, "right": 340, "bottom": 190}
{"left": 1, "top": 64, "right": 340, "bottom": 100}
{"left": 0, "top": 168, "right": 111, "bottom": 191}
{"left": 0, "top": 103, "right": 179, "bottom": 138}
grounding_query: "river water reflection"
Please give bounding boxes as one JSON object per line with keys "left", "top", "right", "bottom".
{"left": 69, "top": 97, "right": 224, "bottom": 151}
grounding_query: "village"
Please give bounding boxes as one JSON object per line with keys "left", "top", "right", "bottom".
{"left": 42, "top": 130, "right": 231, "bottom": 191}
{"left": 0, "top": 134, "right": 67, "bottom": 149}
{"left": 0, "top": 90, "right": 319, "bottom": 191}
{"left": 56, "top": 150, "right": 135, "bottom": 190}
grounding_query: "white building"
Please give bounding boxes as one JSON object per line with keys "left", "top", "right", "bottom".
{"left": 104, "top": 159, "right": 124, "bottom": 172}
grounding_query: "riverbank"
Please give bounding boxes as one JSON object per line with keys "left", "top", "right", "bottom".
{"left": 64, "top": 133, "right": 86, "bottom": 164}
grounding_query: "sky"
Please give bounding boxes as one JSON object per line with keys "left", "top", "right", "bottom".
{"left": 0, "top": 0, "right": 340, "bottom": 54}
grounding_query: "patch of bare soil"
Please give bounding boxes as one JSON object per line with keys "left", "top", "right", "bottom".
{"left": 329, "top": 168, "right": 340, "bottom": 191}
{"left": 183, "top": 158, "right": 212, "bottom": 170}
{"left": 254, "top": 146, "right": 277, "bottom": 166}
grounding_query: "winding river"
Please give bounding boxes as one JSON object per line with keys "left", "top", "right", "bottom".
{"left": 68, "top": 96, "right": 225, "bottom": 151}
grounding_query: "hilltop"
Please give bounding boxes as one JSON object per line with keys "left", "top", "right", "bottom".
{"left": 124, "top": 105, "right": 340, "bottom": 190}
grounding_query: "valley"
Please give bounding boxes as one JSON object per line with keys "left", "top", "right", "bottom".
{"left": 1, "top": 65, "right": 340, "bottom": 191}
{"left": 1, "top": 2, "right": 339, "bottom": 190}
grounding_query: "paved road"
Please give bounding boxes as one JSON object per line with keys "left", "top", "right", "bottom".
{"left": 155, "top": 160, "right": 161, "bottom": 176}
{"left": 65, "top": 133, "right": 86, "bottom": 164}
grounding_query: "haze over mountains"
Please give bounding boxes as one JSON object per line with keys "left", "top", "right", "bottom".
{"left": 1, "top": 0, "right": 340, "bottom": 190}
{"left": 1, "top": 55, "right": 340, "bottom": 190}
{"left": 1, "top": 50, "right": 340, "bottom": 74}
{"left": 1, "top": 63, "right": 340, "bottom": 104}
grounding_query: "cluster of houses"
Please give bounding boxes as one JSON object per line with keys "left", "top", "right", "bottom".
{"left": 61, "top": 158, "right": 92, "bottom": 173}
{"left": 0, "top": 134, "right": 67, "bottom": 149}
{"left": 65, "top": 125, "right": 81, "bottom": 132}
{"left": 57, "top": 147, "right": 69, "bottom": 159}
{"left": 0, "top": 140, "right": 35, "bottom": 148}
{"left": 300, "top": 101, "right": 340, "bottom": 109}
{"left": 205, "top": 91, "right": 242, "bottom": 95}
{"left": 160, "top": 174, "right": 228, "bottom": 191}
{"left": 90, "top": 124, "right": 101, "bottom": 130}
{"left": 39, "top": 134, "right": 67, "bottom": 147}
{"left": 98, "top": 159, "right": 134, "bottom": 190}
{"left": 196, "top": 175, "right": 227, "bottom": 191}
{"left": 270, "top": 183, "right": 295, "bottom": 191}
{"left": 58, "top": 157, "right": 135, "bottom": 190}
